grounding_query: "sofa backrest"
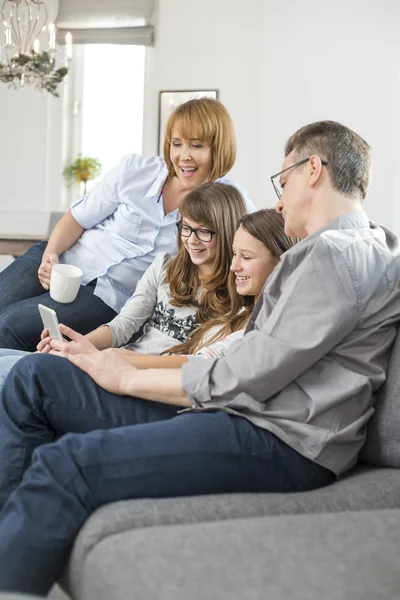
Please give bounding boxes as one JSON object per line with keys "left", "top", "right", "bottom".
{"left": 360, "top": 327, "right": 400, "bottom": 468}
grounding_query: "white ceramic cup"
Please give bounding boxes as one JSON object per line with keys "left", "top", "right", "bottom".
{"left": 50, "top": 264, "right": 83, "bottom": 304}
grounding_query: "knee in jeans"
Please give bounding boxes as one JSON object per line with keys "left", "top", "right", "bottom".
{"left": 31, "top": 433, "right": 97, "bottom": 511}
{"left": 0, "top": 310, "right": 34, "bottom": 351}
{"left": 4, "top": 353, "right": 35, "bottom": 382}
{"left": 15, "top": 353, "right": 55, "bottom": 382}
{"left": 0, "top": 312, "right": 18, "bottom": 347}
{"left": 32, "top": 435, "right": 80, "bottom": 485}
{"left": 0, "top": 355, "right": 46, "bottom": 412}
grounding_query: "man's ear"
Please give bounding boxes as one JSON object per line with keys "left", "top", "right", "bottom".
{"left": 308, "top": 155, "right": 324, "bottom": 187}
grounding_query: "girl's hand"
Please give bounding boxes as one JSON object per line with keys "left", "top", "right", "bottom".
{"left": 68, "top": 348, "right": 137, "bottom": 395}
{"left": 109, "top": 348, "right": 145, "bottom": 357}
{"left": 37, "top": 328, "right": 52, "bottom": 353}
{"left": 49, "top": 324, "right": 99, "bottom": 357}
{"left": 38, "top": 252, "right": 59, "bottom": 290}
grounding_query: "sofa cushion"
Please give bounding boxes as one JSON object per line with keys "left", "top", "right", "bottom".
{"left": 62, "top": 465, "right": 400, "bottom": 597}
{"left": 360, "top": 327, "right": 400, "bottom": 468}
{"left": 76, "top": 509, "right": 400, "bottom": 600}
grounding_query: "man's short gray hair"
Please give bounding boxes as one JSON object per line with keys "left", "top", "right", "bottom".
{"left": 285, "top": 121, "right": 372, "bottom": 201}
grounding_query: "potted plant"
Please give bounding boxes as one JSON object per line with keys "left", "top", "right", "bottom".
{"left": 63, "top": 154, "right": 102, "bottom": 195}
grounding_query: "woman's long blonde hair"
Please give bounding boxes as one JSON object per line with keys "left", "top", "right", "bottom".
{"left": 164, "top": 182, "right": 247, "bottom": 349}
{"left": 169, "top": 209, "right": 297, "bottom": 355}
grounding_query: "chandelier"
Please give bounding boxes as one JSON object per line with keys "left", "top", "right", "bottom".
{"left": 0, "top": 0, "right": 72, "bottom": 97}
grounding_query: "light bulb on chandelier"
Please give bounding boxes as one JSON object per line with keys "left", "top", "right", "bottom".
{"left": 0, "top": 0, "right": 73, "bottom": 97}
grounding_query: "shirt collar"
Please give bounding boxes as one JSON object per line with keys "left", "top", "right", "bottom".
{"left": 302, "top": 210, "right": 370, "bottom": 244}
{"left": 144, "top": 163, "right": 169, "bottom": 201}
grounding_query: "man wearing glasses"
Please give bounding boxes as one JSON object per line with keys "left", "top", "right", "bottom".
{"left": 1, "top": 121, "right": 400, "bottom": 595}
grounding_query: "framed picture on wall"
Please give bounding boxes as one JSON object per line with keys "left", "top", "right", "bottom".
{"left": 158, "top": 89, "right": 219, "bottom": 155}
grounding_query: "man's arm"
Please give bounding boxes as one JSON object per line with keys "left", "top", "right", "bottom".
{"left": 68, "top": 350, "right": 190, "bottom": 406}
{"left": 68, "top": 240, "right": 359, "bottom": 409}
{"left": 122, "top": 353, "right": 189, "bottom": 369}
{"left": 181, "top": 239, "right": 360, "bottom": 408}
{"left": 124, "top": 367, "right": 189, "bottom": 405}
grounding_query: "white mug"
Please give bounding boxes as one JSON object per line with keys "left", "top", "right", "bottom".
{"left": 50, "top": 264, "right": 83, "bottom": 304}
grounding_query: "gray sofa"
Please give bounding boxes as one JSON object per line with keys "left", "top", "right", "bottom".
{"left": 57, "top": 329, "right": 400, "bottom": 599}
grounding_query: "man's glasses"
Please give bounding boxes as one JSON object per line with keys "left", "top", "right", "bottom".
{"left": 176, "top": 222, "right": 216, "bottom": 243}
{"left": 270, "top": 157, "right": 328, "bottom": 199}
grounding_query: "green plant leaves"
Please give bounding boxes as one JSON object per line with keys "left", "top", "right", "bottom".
{"left": 63, "top": 154, "right": 102, "bottom": 194}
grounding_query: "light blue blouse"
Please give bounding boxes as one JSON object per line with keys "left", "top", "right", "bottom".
{"left": 61, "top": 154, "right": 254, "bottom": 313}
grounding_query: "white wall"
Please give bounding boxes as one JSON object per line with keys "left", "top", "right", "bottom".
{"left": 259, "top": 0, "right": 400, "bottom": 229}
{"left": 0, "top": 88, "right": 64, "bottom": 234}
{"left": 143, "top": 0, "right": 264, "bottom": 205}
{"left": 1, "top": 0, "right": 400, "bottom": 234}
{"left": 0, "top": 0, "right": 63, "bottom": 235}
{"left": 144, "top": 0, "right": 400, "bottom": 231}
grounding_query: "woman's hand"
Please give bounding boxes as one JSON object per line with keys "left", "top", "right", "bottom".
{"left": 38, "top": 252, "right": 59, "bottom": 290}
{"left": 68, "top": 348, "right": 137, "bottom": 396}
{"left": 48, "top": 324, "right": 100, "bottom": 357}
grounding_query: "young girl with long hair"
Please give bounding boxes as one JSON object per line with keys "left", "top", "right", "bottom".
{"left": 41, "top": 208, "right": 296, "bottom": 367}
{"left": 172, "top": 208, "right": 296, "bottom": 359}
{"left": 0, "top": 182, "right": 246, "bottom": 387}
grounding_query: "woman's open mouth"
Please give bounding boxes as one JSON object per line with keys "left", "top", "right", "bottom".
{"left": 180, "top": 167, "right": 198, "bottom": 178}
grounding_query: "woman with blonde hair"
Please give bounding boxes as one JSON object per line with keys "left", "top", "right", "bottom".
{"left": 0, "top": 98, "right": 254, "bottom": 352}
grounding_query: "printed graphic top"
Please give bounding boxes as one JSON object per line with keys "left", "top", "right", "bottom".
{"left": 106, "top": 253, "right": 200, "bottom": 355}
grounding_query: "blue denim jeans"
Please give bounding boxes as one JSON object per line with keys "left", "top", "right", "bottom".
{"left": 0, "top": 353, "right": 335, "bottom": 595}
{"left": 0, "top": 241, "right": 117, "bottom": 351}
{"left": 0, "top": 349, "right": 30, "bottom": 391}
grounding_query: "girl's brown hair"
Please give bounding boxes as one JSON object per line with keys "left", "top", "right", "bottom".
{"left": 171, "top": 209, "right": 297, "bottom": 355}
{"left": 164, "top": 182, "right": 247, "bottom": 355}
{"left": 163, "top": 98, "right": 236, "bottom": 181}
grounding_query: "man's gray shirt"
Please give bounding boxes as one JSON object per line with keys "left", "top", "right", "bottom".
{"left": 182, "top": 211, "right": 400, "bottom": 476}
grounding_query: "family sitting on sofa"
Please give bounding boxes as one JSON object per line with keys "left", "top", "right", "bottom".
{"left": 0, "top": 98, "right": 399, "bottom": 597}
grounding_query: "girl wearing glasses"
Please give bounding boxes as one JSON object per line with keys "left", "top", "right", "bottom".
{"left": 0, "top": 182, "right": 246, "bottom": 387}
{"left": 72, "top": 182, "right": 246, "bottom": 356}
{"left": 0, "top": 192, "right": 295, "bottom": 387}
{"left": 176, "top": 207, "right": 296, "bottom": 361}
{"left": 40, "top": 206, "right": 295, "bottom": 365}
